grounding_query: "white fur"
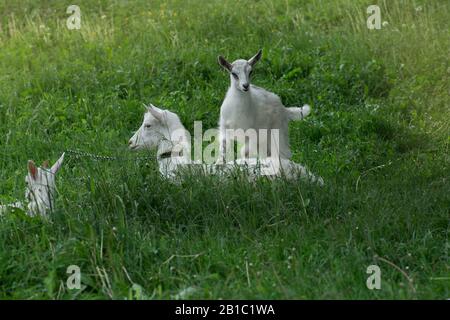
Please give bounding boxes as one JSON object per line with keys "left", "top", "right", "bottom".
{"left": 217, "top": 50, "right": 310, "bottom": 163}
{"left": 129, "top": 105, "right": 323, "bottom": 185}
{"left": 129, "top": 104, "right": 192, "bottom": 178}
{"left": 0, "top": 153, "right": 65, "bottom": 217}
{"left": 0, "top": 201, "right": 25, "bottom": 214}
{"left": 231, "top": 158, "right": 323, "bottom": 185}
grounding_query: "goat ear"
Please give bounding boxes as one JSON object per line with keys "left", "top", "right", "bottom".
{"left": 248, "top": 49, "right": 262, "bottom": 66}
{"left": 28, "top": 160, "right": 38, "bottom": 180}
{"left": 148, "top": 104, "right": 164, "bottom": 122}
{"left": 42, "top": 160, "right": 49, "bottom": 168}
{"left": 218, "top": 55, "right": 232, "bottom": 72}
{"left": 51, "top": 153, "right": 65, "bottom": 174}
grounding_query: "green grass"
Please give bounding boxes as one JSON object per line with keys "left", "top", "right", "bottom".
{"left": 0, "top": 0, "right": 449, "bottom": 299}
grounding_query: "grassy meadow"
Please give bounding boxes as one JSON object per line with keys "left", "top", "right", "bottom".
{"left": 0, "top": 0, "right": 449, "bottom": 299}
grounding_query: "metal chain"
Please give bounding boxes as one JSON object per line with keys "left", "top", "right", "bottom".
{"left": 64, "top": 149, "right": 154, "bottom": 162}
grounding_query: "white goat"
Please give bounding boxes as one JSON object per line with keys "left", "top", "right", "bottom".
{"left": 128, "top": 105, "right": 323, "bottom": 184}
{"left": 128, "top": 104, "right": 192, "bottom": 178}
{"left": 217, "top": 49, "right": 311, "bottom": 163}
{"left": 0, "top": 153, "right": 65, "bottom": 217}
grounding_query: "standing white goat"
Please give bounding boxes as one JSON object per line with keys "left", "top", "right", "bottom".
{"left": 128, "top": 104, "right": 323, "bottom": 184}
{"left": 217, "top": 49, "right": 311, "bottom": 163}
{"left": 0, "top": 153, "right": 65, "bottom": 217}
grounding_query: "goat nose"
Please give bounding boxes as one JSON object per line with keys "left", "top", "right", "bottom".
{"left": 243, "top": 83, "right": 249, "bottom": 90}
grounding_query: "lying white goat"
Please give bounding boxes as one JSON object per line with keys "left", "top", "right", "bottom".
{"left": 217, "top": 49, "right": 310, "bottom": 163}
{"left": 128, "top": 104, "right": 192, "bottom": 178}
{"left": 128, "top": 104, "right": 323, "bottom": 184}
{"left": 0, "top": 153, "right": 65, "bottom": 217}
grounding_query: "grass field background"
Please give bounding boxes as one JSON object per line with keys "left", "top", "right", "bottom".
{"left": 0, "top": 0, "right": 448, "bottom": 299}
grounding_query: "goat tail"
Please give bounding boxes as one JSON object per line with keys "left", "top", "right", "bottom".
{"left": 286, "top": 104, "right": 311, "bottom": 121}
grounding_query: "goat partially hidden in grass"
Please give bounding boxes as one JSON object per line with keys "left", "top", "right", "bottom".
{"left": 128, "top": 104, "right": 323, "bottom": 184}
{"left": 0, "top": 153, "right": 65, "bottom": 217}
{"left": 217, "top": 49, "right": 311, "bottom": 163}
{"left": 128, "top": 104, "right": 192, "bottom": 178}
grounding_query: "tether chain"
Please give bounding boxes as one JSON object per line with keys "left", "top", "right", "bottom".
{"left": 65, "top": 149, "right": 154, "bottom": 162}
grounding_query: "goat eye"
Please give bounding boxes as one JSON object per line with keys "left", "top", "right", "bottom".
{"left": 249, "top": 70, "right": 253, "bottom": 76}
{"left": 145, "top": 124, "right": 151, "bottom": 129}
{"left": 232, "top": 72, "right": 238, "bottom": 79}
